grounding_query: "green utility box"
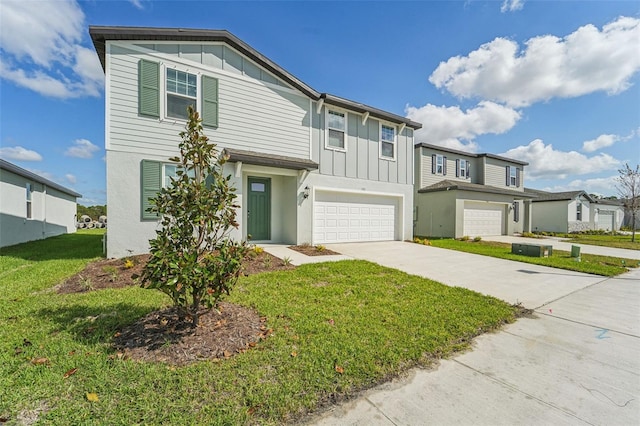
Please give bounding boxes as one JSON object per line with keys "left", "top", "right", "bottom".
{"left": 571, "top": 245, "right": 581, "bottom": 259}
{"left": 511, "top": 243, "right": 553, "bottom": 257}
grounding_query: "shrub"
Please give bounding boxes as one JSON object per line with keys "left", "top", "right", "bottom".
{"left": 473, "top": 236, "right": 482, "bottom": 242}
{"left": 142, "top": 106, "right": 248, "bottom": 327}
{"left": 315, "top": 245, "right": 326, "bottom": 252}
{"left": 460, "top": 235, "right": 470, "bottom": 241}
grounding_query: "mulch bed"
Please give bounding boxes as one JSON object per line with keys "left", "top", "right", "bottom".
{"left": 55, "top": 250, "right": 292, "bottom": 365}
{"left": 288, "top": 245, "right": 340, "bottom": 256}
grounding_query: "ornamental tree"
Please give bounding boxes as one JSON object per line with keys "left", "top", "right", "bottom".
{"left": 141, "top": 106, "right": 248, "bottom": 327}
{"left": 616, "top": 163, "right": 640, "bottom": 242}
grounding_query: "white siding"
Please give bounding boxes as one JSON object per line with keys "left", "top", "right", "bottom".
{"left": 417, "top": 147, "right": 479, "bottom": 188}
{"left": 108, "top": 44, "right": 310, "bottom": 159}
{"left": 484, "top": 158, "right": 524, "bottom": 191}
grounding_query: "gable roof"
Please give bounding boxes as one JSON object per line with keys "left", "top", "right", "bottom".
{"left": 415, "top": 143, "right": 528, "bottom": 166}
{"left": 89, "top": 26, "right": 422, "bottom": 130}
{"left": 0, "top": 159, "right": 82, "bottom": 198}
{"left": 524, "top": 188, "right": 594, "bottom": 203}
{"left": 418, "top": 179, "right": 534, "bottom": 198}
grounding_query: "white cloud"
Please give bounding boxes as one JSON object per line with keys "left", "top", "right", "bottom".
{"left": 539, "top": 176, "right": 619, "bottom": 196}
{"left": 0, "top": 146, "right": 43, "bottom": 161}
{"left": 501, "top": 0, "right": 524, "bottom": 13}
{"left": 406, "top": 101, "right": 521, "bottom": 150}
{"left": 429, "top": 16, "right": 640, "bottom": 107}
{"left": 0, "top": 0, "right": 104, "bottom": 99}
{"left": 26, "top": 168, "right": 56, "bottom": 182}
{"left": 582, "top": 134, "right": 619, "bottom": 153}
{"left": 501, "top": 139, "right": 621, "bottom": 180}
{"left": 65, "top": 139, "right": 99, "bottom": 159}
{"left": 129, "top": 0, "right": 144, "bottom": 9}
{"left": 65, "top": 174, "right": 77, "bottom": 184}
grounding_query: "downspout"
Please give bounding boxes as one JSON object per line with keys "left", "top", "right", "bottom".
{"left": 43, "top": 184, "right": 47, "bottom": 238}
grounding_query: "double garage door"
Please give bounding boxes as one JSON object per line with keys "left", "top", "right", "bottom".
{"left": 314, "top": 192, "right": 397, "bottom": 243}
{"left": 463, "top": 202, "right": 505, "bottom": 236}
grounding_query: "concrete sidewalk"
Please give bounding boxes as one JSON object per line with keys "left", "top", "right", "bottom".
{"left": 308, "top": 242, "right": 640, "bottom": 426}
{"left": 482, "top": 235, "right": 640, "bottom": 260}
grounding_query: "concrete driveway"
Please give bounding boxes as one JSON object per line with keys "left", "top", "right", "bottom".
{"left": 309, "top": 242, "right": 640, "bottom": 425}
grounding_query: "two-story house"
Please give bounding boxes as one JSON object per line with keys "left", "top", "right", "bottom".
{"left": 413, "top": 143, "right": 534, "bottom": 238}
{"left": 89, "top": 26, "right": 422, "bottom": 258}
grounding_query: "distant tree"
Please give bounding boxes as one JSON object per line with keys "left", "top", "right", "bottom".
{"left": 77, "top": 204, "right": 107, "bottom": 220}
{"left": 141, "top": 106, "right": 248, "bottom": 327}
{"left": 616, "top": 163, "right": 640, "bottom": 242}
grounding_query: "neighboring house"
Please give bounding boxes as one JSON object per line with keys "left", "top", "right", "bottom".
{"left": 89, "top": 26, "right": 422, "bottom": 258}
{"left": 524, "top": 189, "right": 623, "bottom": 233}
{"left": 0, "top": 159, "right": 81, "bottom": 248}
{"left": 413, "top": 143, "right": 533, "bottom": 238}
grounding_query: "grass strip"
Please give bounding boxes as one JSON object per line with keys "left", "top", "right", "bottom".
{"left": 427, "top": 239, "right": 638, "bottom": 276}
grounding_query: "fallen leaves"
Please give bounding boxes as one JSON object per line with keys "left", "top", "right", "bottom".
{"left": 63, "top": 368, "right": 78, "bottom": 379}
{"left": 335, "top": 365, "right": 344, "bottom": 374}
{"left": 31, "top": 357, "right": 49, "bottom": 366}
{"left": 86, "top": 392, "right": 99, "bottom": 402}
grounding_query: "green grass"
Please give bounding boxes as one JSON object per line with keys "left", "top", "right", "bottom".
{"left": 0, "top": 231, "right": 516, "bottom": 425}
{"left": 428, "top": 239, "right": 638, "bottom": 276}
{"left": 560, "top": 233, "right": 640, "bottom": 250}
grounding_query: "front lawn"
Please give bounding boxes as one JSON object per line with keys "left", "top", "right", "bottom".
{"left": 0, "top": 231, "right": 516, "bottom": 425}
{"left": 560, "top": 233, "right": 640, "bottom": 250}
{"left": 427, "top": 239, "right": 638, "bottom": 276}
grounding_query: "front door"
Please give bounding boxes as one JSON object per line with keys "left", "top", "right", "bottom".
{"left": 247, "top": 177, "right": 271, "bottom": 241}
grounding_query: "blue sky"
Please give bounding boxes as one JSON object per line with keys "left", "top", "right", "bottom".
{"left": 1, "top": 0, "right": 638, "bottom": 205}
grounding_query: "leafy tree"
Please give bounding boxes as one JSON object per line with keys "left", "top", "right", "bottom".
{"left": 616, "top": 163, "right": 640, "bottom": 242}
{"left": 77, "top": 204, "right": 107, "bottom": 220}
{"left": 142, "top": 106, "right": 248, "bottom": 326}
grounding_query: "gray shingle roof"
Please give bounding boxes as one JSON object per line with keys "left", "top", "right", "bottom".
{"left": 418, "top": 179, "right": 534, "bottom": 198}
{"left": 415, "top": 143, "right": 528, "bottom": 166}
{"left": 524, "top": 188, "right": 594, "bottom": 202}
{"left": 222, "top": 148, "right": 318, "bottom": 171}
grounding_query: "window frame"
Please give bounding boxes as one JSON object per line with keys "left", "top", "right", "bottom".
{"left": 436, "top": 154, "right": 444, "bottom": 174}
{"left": 325, "top": 108, "right": 347, "bottom": 151}
{"left": 26, "top": 183, "right": 32, "bottom": 219}
{"left": 379, "top": 123, "right": 396, "bottom": 161}
{"left": 576, "top": 202, "right": 582, "bottom": 221}
{"left": 509, "top": 166, "right": 518, "bottom": 186}
{"left": 163, "top": 65, "right": 199, "bottom": 122}
{"left": 459, "top": 159, "right": 467, "bottom": 178}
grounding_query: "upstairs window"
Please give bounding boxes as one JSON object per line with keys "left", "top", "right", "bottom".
{"left": 166, "top": 68, "right": 197, "bottom": 120}
{"left": 457, "top": 159, "right": 470, "bottom": 179}
{"left": 327, "top": 110, "right": 346, "bottom": 149}
{"left": 26, "top": 183, "right": 32, "bottom": 219}
{"left": 380, "top": 125, "right": 396, "bottom": 159}
{"left": 432, "top": 154, "right": 446, "bottom": 175}
{"left": 506, "top": 166, "right": 520, "bottom": 187}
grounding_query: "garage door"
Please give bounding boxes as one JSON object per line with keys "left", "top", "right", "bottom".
{"left": 314, "top": 199, "right": 396, "bottom": 243}
{"left": 597, "top": 211, "right": 614, "bottom": 231}
{"left": 463, "top": 202, "right": 504, "bottom": 236}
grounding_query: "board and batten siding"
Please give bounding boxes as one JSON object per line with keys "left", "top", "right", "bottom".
{"left": 311, "top": 104, "right": 413, "bottom": 185}
{"left": 108, "top": 44, "right": 310, "bottom": 159}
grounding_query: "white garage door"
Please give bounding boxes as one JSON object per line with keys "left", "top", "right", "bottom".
{"left": 597, "top": 211, "right": 614, "bottom": 231}
{"left": 463, "top": 202, "right": 504, "bottom": 236}
{"left": 314, "top": 199, "right": 396, "bottom": 243}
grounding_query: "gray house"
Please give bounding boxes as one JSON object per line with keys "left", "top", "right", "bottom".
{"left": 0, "top": 159, "right": 81, "bottom": 247}
{"left": 525, "top": 189, "right": 623, "bottom": 233}
{"left": 413, "top": 143, "right": 533, "bottom": 238}
{"left": 89, "top": 26, "right": 422, "bottom": 258}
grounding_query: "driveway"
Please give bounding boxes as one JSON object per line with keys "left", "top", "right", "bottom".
{"left": 309, "top": 242, "right": 640, "bottom": 425}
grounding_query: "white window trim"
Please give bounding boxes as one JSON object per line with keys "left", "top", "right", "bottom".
{"left": 509, "top": 167, "right": 518, "bottom": 186}
{"left": 161, "top": 63, "right": 201, "bottom": 124}
{"left": 325, "top": 108, "right": 347, "bottom": 152}
{"left": 26, "top": 183, "right": 33, "bottom": 220}
{"left": 379, "top": 122, "right": 397, "bottom": 161}
{"left": 435, "top": 154, "right": 444, "bottom": 174}
{"left": 459, "top": 159, "right": 467, "bottom": 178}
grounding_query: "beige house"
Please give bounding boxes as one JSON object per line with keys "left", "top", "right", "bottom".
{"left": 413, "top": 143, "right": 534, "bottom": 238}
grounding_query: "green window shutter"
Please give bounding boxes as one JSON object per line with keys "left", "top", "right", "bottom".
{"left": 202, "top": 75, "right": 219, "bottom": 127}
{"left": 138, "top": 59, "right": 160, "bottom": 117}
{"left": 141, "top": 160, "right": 161, "bottom": 220}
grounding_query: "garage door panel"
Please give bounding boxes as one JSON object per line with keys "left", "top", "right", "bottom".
{"left": 314, "top": 197, "right": 397, "bottom": 244}
{"left": 597, "top": 212, "right": 614, "bottom": 231}
{"left": 464, "top": 202, "right": 504, "bottom": 236}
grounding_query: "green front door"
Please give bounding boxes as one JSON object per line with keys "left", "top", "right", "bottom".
{"left": 247, "top": 177, "right": 271, "bottom": 240}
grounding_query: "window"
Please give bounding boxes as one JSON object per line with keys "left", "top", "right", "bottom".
{"left": 139, "top": 60, "right": 219, "bottom": 126}
{"left": 432, "top": 154, "right": 446, "bottom": 175}
{"left": 327, "top": 110, "right": 345, "bottom": 149}
{"left": 166, "top": 68, "right": 197, "bottom": 120}
{"left": 380, "top": 125, "right": 396, "bottom": 159}
{"left": 141, "top": 160, "right": 196, "bottom": 220}
{"left": 457, "top": 159, "right": 470, "bottom": 179}
{"left": 163, "top": 164, "right": 195, "bottom": 188}
{"left": 26, "top": 183, "right": 32, "bottom": 219}
{"left": 506, "top": 166, "right": 519, "bottom": 187}
{"left": 513, "top": 201, "right": 520, "bottom": 222}
{"left": 576, "top": 203, "right": 582, "bottom": 221}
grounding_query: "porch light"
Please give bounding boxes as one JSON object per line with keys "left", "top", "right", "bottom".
{"left": 303, "top": 186, "right": 310, "bottom": 199}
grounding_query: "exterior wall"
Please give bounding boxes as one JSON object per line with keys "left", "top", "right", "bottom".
{"left": 455, "top": 191, "right": 523, "bottom": 237}
{"left": 416, "top": 146, "right": 479, "bottom": 189}
{"left": 0, "top": 169, "right": 77, "bottom": 247}
{"left": 108, "top": 43, "right": 311, "bottom": 159}
{"left": 483, "top": 157, "right": 524, "bottom": 191}
{"left": 312, "top": 103, "right": 413, "bottom": 185}
{"left": 568, "top": 198, "right": 592, "bottom": 232}
{"left": 531, "top": 201, "right": 569, "bottom": 233}
{"left": 413, "top": 191, "right": 457, "bottom": 238}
